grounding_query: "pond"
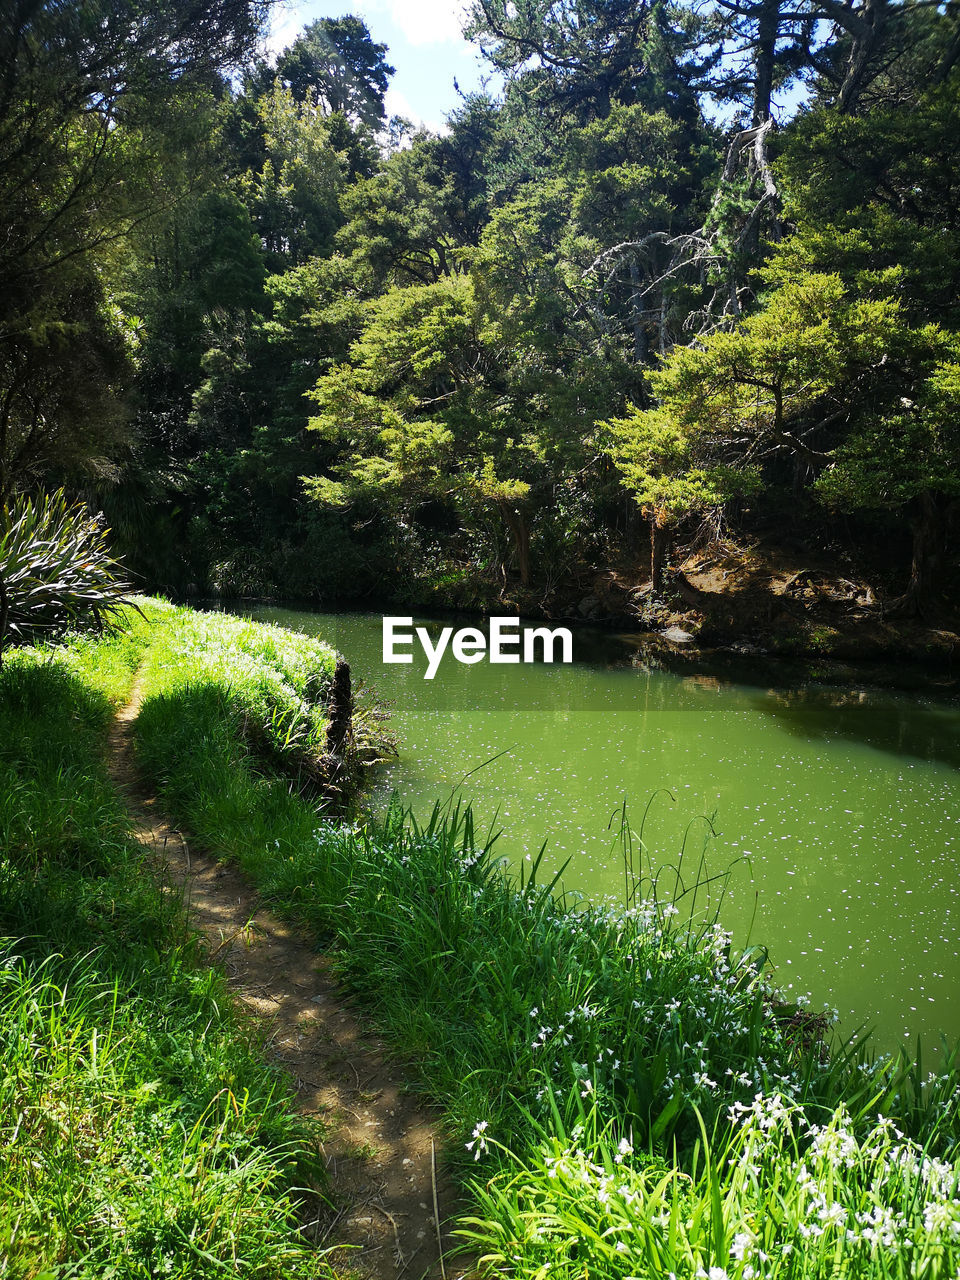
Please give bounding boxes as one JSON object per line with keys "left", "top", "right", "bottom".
{"left": 247, "top": 605, "right": 960, "bottom": 1055}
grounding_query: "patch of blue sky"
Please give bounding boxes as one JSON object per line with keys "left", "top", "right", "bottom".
{"left": 265, "top": 0, "right": 502, "bottom": 133}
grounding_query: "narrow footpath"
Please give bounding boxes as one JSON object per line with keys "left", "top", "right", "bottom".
{"left": 107, "top": 677, "right": 474, "bottom": 1280}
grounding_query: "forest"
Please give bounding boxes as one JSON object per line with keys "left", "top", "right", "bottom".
{"left": 3, "top": 0, "right": 959, "bottom": 627}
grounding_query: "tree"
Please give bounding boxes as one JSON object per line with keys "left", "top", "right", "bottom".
{"left": 816, "top": 358, "right": 960, "bottom": 614}
{"left": 560, "top": 101, "right": 712, "bottom": 364}
{"left": 605, "top": 409, "right": 754, "bottom": 591}
{"left": 0, "top": 255, "right": 131, "bottom": 504}
{"left": 240, "top": 83, "right": 345, "bottom": 268}
{"left": 622, "top": 269, "right": 960, "bottom": 610}
{"left": 0, "top": 1, "right": 268, "bottom": 318}
{"left": 304, "top": 275, "right": 548, "bottom": 589}
{"left": 334, "top": 138, "right": 472, "bottom": 287}
{"left": 699, "top": 0, "right": 817, "bottom": 124}
{"left": 702, "top": 0, "right": 945, "bottom": 121}
{"left": 276, "top": 16, "right": 394, "bottom": 127}
{"left": 466, "top": 0, "right": 703, "bottom": 124}
{"left": 0, "top": 0, "right": 268, "bottom": 498}
{"left": 774, "top": 72, "right": 960, "bottom": 326}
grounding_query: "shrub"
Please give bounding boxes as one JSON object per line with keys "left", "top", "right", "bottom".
{"left": 0, "top": 489, "right": 133, "bottom": 661}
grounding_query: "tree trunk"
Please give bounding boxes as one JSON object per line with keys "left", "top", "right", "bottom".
{"left": 837, "top": 0, "right": 886, "bottom": 113}
{"left": 515, "top": 509, "right": 531, "bottom": 587}
{"left": 498, "top": 502, "right": 532, "bottom": 587}
{"left": 628, "top": 258, "right": 648, "bottom": 368}
{"left": 324, "top": 657, "right": 353, "bottom": 755}
{"left": 751, "top": 0, "right": 780, "bottom": 125}
{"left": 0, "top": 566, "right": 8, "bottom": 669}
{"left": 650, "top": 520, "right": 669, "bottom": 595}
{"left": 888, "top": 490, "right": 943, "bottom": 618}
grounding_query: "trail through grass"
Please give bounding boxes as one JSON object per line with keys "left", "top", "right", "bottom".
{"left": 0, "top": 620, "right": 334, "bottom": 1279}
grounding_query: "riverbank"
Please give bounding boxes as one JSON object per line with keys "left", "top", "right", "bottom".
{"left": 630, "top": 536, "right": 960, "bottom": 677}
{"left": 128, "top": 602, "right": 960, "bottom": 1277}
{"left": 192, "top": 530, "right": 960, "bottom": 693}
{"left": 482, "top": 535, "right": 960, "bottom": 678}
{"left": 5, "top": 600, "right": 960, "bottom": 1278}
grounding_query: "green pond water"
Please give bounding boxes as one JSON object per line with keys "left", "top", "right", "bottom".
{"left": 249, "top": 605, "right": 960, "bottom": 1054}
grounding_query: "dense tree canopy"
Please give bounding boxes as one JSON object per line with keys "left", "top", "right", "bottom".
{"left": 2, "top": 0, "right": 958, "bottom": 613}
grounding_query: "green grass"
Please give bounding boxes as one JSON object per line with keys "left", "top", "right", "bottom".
{"left": 0, "top": 626, "right": 333, "bottom": 1279}
{"left": 133, "top": 599, "right": 347, "bottom": 786}
{"left": 128, "top": 600, "right": 960, "bottom": 1279}
{"left": 129, "top": 599, "right": 392, "bottom": 798}
{"left": 462, "top": 1091, "right": 960, "bottom": 1278}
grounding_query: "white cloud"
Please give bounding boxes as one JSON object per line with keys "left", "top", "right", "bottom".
{"left": 263, "top": 0, "right": 307, "bottom": 59}
{"left": 265, "top": 0, "right": 473, "bottom": 64}
{"left": 369, "top": 0, "right": 471, "bottom": 47}
{"left": 384, "top": 85, "right": 448, "bottom": 135}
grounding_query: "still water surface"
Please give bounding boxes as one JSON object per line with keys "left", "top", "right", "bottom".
{"left": 249, "top": 606, "right": 960, "bottom": 1053}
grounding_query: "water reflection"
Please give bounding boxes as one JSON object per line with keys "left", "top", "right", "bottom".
{"left": 749, "top": 685, "right": 960, "bottom": 772}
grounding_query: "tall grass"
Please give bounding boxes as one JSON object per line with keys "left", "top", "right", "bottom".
{"left": 131, "top": 602, "right": 960, "bottom": 1278}
{"left": 0, "top": 950, "right": 328, "bottom": 1279}
{"left": 0, "top": 631, "right": 333, "bottom": 1279}
{"left": 462, "top": 1091, "right": 960, "bottom": 1279}
{"left": 133, "top": 599, "right": 347, "bottom": 785}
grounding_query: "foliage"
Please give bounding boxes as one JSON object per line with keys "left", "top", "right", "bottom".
{"left": 465, "top": 0, "right": 704, "bottom": 125}
{"left": 240, "top": 84, "right": 345, "bottom": 269}
{"left": 0, "top": 0, "right": 268, "bottom": 500}
{"left": 305, "top": 273, "right": 551, "bottom": 587}
{"left": 0, "top": 490, "right": 133, "bottom": 659}
{"left": 817, "top": 360, "right": 960, "bottom": 512}
{"left": 4, "top": 0, "right": 960, "bottom": 605}
{"left": 605, "top": 407, "right": 757, "bottom": 528}
{"left": 463, "top": 1093, "right": 960, "bottom": 1278}
{"left": 772, "top": 74, "right": 960, "bottom": 327}
{"left": 636, "top": 273, "right": 921, "bottom": 460}
{"left": 610, "top": 268, "right": 960, "bottom": 602}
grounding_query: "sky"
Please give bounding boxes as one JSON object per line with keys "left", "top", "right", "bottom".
{"left": 265, "top": 0, "right": 499, "bottom": 132}
{"left": 264, "top": 3, "right": 811, "bottom": 136}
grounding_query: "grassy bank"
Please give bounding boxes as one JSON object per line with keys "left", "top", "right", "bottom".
{"left": 130, "top": 601, "right": 960, "bottom": 1279}
{"left": 132, "top": 599, "right": 389, "bottom": 800}
{"left": 0, "top": 624, "right": 333, "bottom": 1278}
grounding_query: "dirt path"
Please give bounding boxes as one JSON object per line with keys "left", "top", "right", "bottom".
{"left": 107, "top": 678, "right": 475, "bottom": 1280}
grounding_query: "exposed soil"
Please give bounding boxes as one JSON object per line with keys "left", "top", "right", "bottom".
{"left": 524, "top": 536, "right": 959, "bottom": 677}
{"left": 662, "top": 539, "right": 958, "bottom": 668}
{"left": 107, "top": 678, "right": 475, "bottom": 1280}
